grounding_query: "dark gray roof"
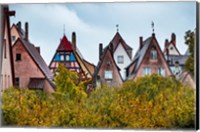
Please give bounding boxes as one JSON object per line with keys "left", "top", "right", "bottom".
{"left": 126, "top": 37, "right": 152, "bottom": 76}
{"left": 167, "top": 55, "right": 189, "bottom": 66}
{"left": 19, "top": 38, "right": 55, "bottom": 88}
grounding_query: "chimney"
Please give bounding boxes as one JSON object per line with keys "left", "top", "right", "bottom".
{"left": 25, "top": 22, "right": 28, "bottom": 41}
{"left": 99, "top": 43, "right": 103, "bottom": 60}
{"left": 139, "top": 36, "right": 143, "bottom": 49}
{"left": 165, "top": 39, "right": 169, "bottom": 48}
{"left": 171, "top": 33, "right": 176, "bottom": 46}
{"left": 36, "top": 47, "right": 40, "bottom": 54}
{"left": 17, "top": 21, "right": 21, "bottom": 32}
{"left": 72, "top": 32, "right": 76, "bottom": 50}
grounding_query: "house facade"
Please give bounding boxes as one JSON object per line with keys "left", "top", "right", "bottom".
{"left": 93, "top": 43, "right": 123, "bottom": 88}
{"left": 11, "top": 22, "right": 55, "bottom": 92}
{"left": 49, "top": 32, "right": 95, "bottom": 81}
{"left": 126, "top": 33, "right": 172, "bottom": 80}
{"left": 0, "top": 6, "right": 15, "bottom": 91}
{"left": 109, "top": 32, "right": 133, "bottom": 80}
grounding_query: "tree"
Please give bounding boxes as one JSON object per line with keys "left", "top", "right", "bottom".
{"left": 54, "top": 63, "right": 87, "bottom": 99}
{"left": 184, "top": 30, "right": 195, "bottom": 76}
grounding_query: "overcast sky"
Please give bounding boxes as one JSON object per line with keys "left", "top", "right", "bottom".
{"left": 9, "top": 2, "right": 196, "bottom": 65}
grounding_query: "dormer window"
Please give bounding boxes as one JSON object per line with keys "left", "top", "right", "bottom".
{"left": 150, "top": 49, "right": 157, "bottom": 60}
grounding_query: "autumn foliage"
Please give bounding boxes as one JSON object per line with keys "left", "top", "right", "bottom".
{"left": 1, "top": 66, "right": 195, "bottom": 129}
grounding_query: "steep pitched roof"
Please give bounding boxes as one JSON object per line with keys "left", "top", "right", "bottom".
{"left": 109, "top": 32, "right": 133, "bottom": 59}
{"left": 93, "top": 46, "right": 122, "bottom": 83}
{"left": 164, "top": 41, "right": 181, "bottom": 55}
{"left": 14, "top": 38, "right": 55, "bottom": 89}
{"left": 57, "top": 35, "right": 72, "bottom": 51}
{"left": 126, "top": 34, "right": 172, "bottom": 79}
{"left": 49, "top": 34, "right": 94, "bottom": 79}
{"left": 126, "top": 37, "right": 152, "bottom": 76}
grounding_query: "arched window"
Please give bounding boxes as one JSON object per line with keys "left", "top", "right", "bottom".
{"left": 150, "top": 49, "right": 157, "bottom": 60}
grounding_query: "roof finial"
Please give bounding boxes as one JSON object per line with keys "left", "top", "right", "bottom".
{"left": 151, "top": 21, "right": 155, "bottom": 33}
{"left": 116, "top": 24, "right": 119, "bottom": 32}
{"left": 63, "top": 24, "right": 65, "bottom": 35}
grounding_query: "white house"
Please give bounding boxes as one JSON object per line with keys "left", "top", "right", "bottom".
{"left": 109, "top": 32, "right": 133, "bottom": 80}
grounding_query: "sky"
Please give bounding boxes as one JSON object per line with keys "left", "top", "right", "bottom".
{"left": 9, "top": 2, "right": 196, "bottom": 65}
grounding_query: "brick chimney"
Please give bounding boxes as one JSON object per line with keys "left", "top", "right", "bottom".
{"left": 72, "top": 32, "right": 76, "bottom": 51}
{"left": 16, "top": 21, "right": 21, "bottom": 32}
{"left": 99, "top": 43, "right": 103, "bottom": 60}
{"left": 139, "top": 36, "right": 143, "bottom": 49}
{"left": 165, "top": 39, "right": 169, "bottom": 49}
{"left": 25, "top": 22, "right": 28, "bottom": 41}
{"left": 171, "top": 33, "right": 176, "bottom": 46}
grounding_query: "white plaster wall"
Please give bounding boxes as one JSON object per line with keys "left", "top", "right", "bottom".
{"left": 168, "top": 43, "right": 180, "bottom": 55}
{"left": 114, "top": 43, "right": 131, "bottom": 80}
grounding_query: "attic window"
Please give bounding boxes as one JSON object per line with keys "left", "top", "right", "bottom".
{"left": 106, "top": 60, "right": 111, "bottom": 65}
{"left": 16, "top": 53, "right": 21, "bottom": 61}
{"left": 150, "top": 49, "right": 157, "bottom": 60}
{"left": 170, "top": 47, "right": 173, "bottom": 50}
{"left": 117, "top": 56, "right": 124, "bottom": 64}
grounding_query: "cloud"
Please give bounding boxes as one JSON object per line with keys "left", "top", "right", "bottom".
{"left": 9, "top": 2, "right": 196, "bottom": 65}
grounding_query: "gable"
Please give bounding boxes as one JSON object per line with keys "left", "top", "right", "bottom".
{"left": 96, "top": 49, "right": 123, "bottom": 86}
{"left": 13, "top": 39, "right": 45, "bottom": 78}
{"left": 114, "top": 42, "right": 132, "bottom": 60}
{"left": 133, "top": 36, "right": 172, "bottom": 79}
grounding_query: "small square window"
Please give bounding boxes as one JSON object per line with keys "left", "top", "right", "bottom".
{"left": 105, "top": 70, "right": 113, "bottom": 80}
{"left": 15, "top": 77, "right": 20, "bottom": 87}
{"left": 16, "top": 53, "right": 21, "bottom": 61}
{"left": 143, "top": 67, "right": 151, "bottom": 75}
{"left": 117, "top": 56, "right": 124, "bottom": 64}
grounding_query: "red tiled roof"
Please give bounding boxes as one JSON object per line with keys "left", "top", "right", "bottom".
{"left": 57, "top": 35, "right": 72, "bottom": 51}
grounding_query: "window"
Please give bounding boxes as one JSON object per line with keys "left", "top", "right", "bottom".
{"left": 106, "top": 60, "right": 111, "bottom": 65}
{"left": 66, "top": 54, "right": 70, "bottom": 61}
{"left": 15, "top": 77, "right": 20, "bottom": 87}
{"left": 117, "top": 56, "right": 124, "bottom": 64}
{"left": 11, "top": 36, "right": 16, "bottom": 42}
{"left": 170, "top": 47, "right": 173, "bottom": 50}
{"left": 60, "top": 55, "right": 64, "bottom": 61}
{"left": 158, "top": 67, "right": 165, "bottom": 77}
{"left": 105, "top": 70, "right": 113, "bottom": 80}
{"left": 4, "top": 39, "right": 6, "bottom": 58}
{"left": 143, "top": 67, "right": 151, "bottom": 75}
{"left": 16, "top": 53, "right": 21, "bottom": 61}
{"left": 150, "top": 49, "right": 157, "bottom": 60}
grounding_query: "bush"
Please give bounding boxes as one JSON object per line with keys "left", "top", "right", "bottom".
{"left": 1, "top": 74, "right": 195, "bottom": 128}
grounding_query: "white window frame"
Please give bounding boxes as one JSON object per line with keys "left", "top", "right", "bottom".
{"left": 117, "top": 56, "right": 124, "bottom": 64}
{"left": 104, "top": 70, "right": 113, "bottom": 80}
{"left": 60, "top": 55, "right": 64, "bottom": 61}
{"left": 158, "top": 67, "right": 165, "bottom": 77}
{"left": 143, "top": 67, "right": 151, "bottom": 75}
